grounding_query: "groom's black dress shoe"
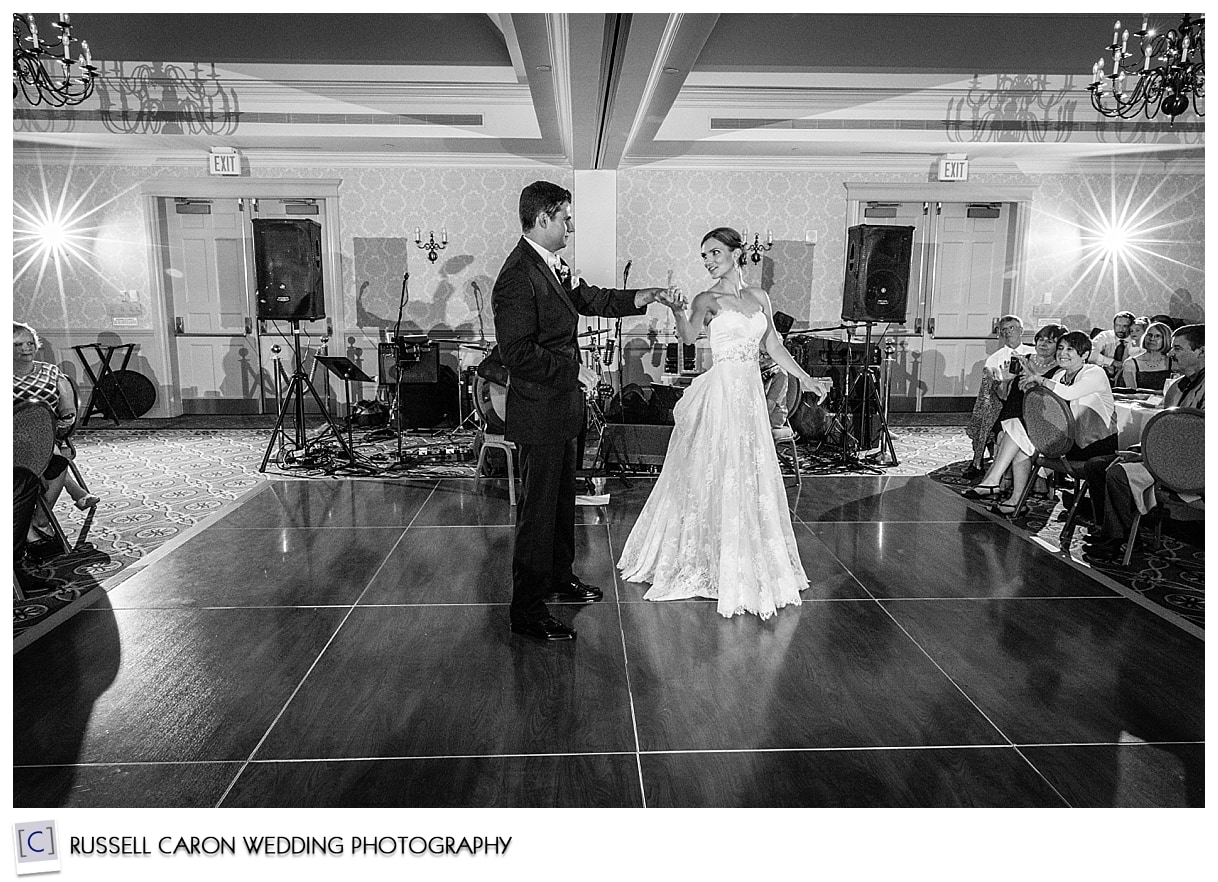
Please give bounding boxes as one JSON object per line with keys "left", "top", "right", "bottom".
{"left": 545, "top": 576, "right": 603, "bottom": 604}
{"left": 510, "top": 616, "right": 577, "bottom": 641}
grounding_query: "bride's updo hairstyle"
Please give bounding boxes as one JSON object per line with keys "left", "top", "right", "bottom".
{"left": 701, "top": 227, "right": 747, "bottom": 267}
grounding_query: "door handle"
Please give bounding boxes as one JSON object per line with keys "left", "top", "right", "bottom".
{"left": 175, "top": 317, "right": 184, "bottom": 335}
{"left": 928, "top": 317, "right": 936, "bottom": 336}
{"left": 914, "top": 316, "right": 923, "bottom": 334}
{"left": 245, "top": 316, "right": 253, "bottom": 336}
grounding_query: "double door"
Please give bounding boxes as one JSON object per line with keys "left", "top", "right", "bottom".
{"left": 861, "top": 201, "right": 1015, "bottom": 411}
{"left": 161, "top": 196, "right": 330, "bottom": 414}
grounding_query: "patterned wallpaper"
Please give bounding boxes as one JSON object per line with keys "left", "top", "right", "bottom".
{"left": 615, "top": 167, "right": 1205, "bottom": 334}
{"left": 11, "top": 159, "right": 1203, "bottom": 379}
{"left": 10, "top": 163, "right": 571, "bottom": 341}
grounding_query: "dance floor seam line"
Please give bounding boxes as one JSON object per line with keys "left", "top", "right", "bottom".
{"left": 89, "top": 596, "right": 1138, "bottom": 614}
{"left": 605, "top": 522, "right": 649, "bottom": 809}
{"left": 1010, "top": 746, "right": 1074, "bottom": 807}
{"left": 15, "top": 737, "right": 1207, "bottom": 770}
{"left": 210, "top": 483, "right": 440, "bottom": 808}
{"left": 869, "top": 600, "right": 1020, "bottom": 748}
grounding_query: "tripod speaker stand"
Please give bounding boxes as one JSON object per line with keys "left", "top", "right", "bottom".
{"left": 259, "top": 322, "right": 357, "bottom": 472}
{"left": 835, "top": 322, "right": 899, "bottom": 469}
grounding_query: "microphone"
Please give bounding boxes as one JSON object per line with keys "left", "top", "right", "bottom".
{"left": 604, "top": 338, "right": 615, "bottom": 364}
{"left": 623, "top": 259, "right": 632, "bottom": 286}
{"left": 470, "top": 280, "right": 480, "bottom": 295}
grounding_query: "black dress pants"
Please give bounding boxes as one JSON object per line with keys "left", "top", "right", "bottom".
{"left": 511, "top": 438, "right": 578, "bottom": 623}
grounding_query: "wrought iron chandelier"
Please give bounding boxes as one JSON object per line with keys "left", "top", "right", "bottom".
{"left": 13, "top": 12, "right": 98, "bottom": 106}
{"left": 1088, "top": 13, "right": 1205, "bottom": 124}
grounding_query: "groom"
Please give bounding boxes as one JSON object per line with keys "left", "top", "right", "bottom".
{"left": 492, "top": 180, "right": 670, "bottom": 641}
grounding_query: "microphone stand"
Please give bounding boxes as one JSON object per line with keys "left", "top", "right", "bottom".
{"left": 612, "top": 260, "right": 631, "bottom": 394}
{"left": 388, "top": 270, "right": 413, "bottom": 468}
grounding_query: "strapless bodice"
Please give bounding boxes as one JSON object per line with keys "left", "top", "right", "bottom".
{"left": 709, "top": 309, "right": 766, "bottom": 366}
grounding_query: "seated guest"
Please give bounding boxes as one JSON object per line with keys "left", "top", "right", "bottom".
{"left": 1128, "top": 315, "right": 1150, "bottom": 349}
{"left": 12, "top": 321, "right": 100, "bottom": 544}
{"left": 962, "top": 323, "right": 1065, "bottom": 501}
{"left": 13, "top": 466, "right": 58, "bottom": 596}
{"left": 1120, "top": 321, "right": 1174, "bottom": 392}
{"left": 1001, "top": 331, "right": 1118, "bottom": 518}
{"left": 964, "top": 314, "right": 1033, "bottom": 478}
{"left": 1088, "top": 310, "right": 1139, "bottom": 380}
{"left": 1084, "top": 324, "right": 1204, "bottom": 560}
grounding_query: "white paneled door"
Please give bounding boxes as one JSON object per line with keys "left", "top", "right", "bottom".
{"left": 162, "top": 197, "right": 330, "bottom": 414}
{"left": 860, "top": 201, "right": 1013, "bottom": 410}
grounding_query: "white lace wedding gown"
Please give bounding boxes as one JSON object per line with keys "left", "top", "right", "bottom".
{"left": 616, "top": 309, "right": 808, "bottom": 619}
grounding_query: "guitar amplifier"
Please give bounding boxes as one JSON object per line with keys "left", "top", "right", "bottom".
{"left": 378, "top": 341, "right": 439, "bottom": 384}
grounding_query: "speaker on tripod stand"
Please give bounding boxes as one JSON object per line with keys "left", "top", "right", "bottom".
{"left": 836, "top": 224, "right": 913, "bottom": 467}
{"left": 252, "top": 218, "right": 354, "bottom": 471}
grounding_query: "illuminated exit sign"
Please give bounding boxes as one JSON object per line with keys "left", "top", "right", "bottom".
{"left": 938, "top": 155, "right": 968, "bottom": 182}
{"left": 208, "top": 149, "right": 240, "bottom": 176}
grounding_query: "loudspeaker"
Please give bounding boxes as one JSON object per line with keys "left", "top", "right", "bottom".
{"left": 600, "top": 423, "right": 673, "bottom": 468}
{"left": 379, "top": 341, "right": 440, "bottom": 384}
{"left": 253, "top": 219, "right": 325, "bottom": 320}
{"left": 392, "top": 366, "right": 457, "bottom": 429}
{"left": 841, "top": 224, "right": 913, "bottom": 323}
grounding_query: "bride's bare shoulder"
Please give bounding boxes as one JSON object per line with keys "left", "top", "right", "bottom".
{"left": 743, "top": 287, "right": 771, "bottom": 307}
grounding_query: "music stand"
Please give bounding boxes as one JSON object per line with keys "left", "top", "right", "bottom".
{"left": 315, "top": 355, "right": 374, "bottom": 456}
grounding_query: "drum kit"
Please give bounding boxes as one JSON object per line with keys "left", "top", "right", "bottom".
{"left": 467, "top": 328, "right": 614, "bottom": 438}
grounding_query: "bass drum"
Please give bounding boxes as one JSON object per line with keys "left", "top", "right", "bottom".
{"left": 789, "top": 389, "right": 835, "bottom": 442}
{"left": 473, "top": 374, "right": 508, "bottom": 435}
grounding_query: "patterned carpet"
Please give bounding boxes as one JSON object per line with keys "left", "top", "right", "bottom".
{"left": 15, "top": 423, "right": 1202, "bottom": 645}
{"left": 930, "top": 462, "right": 1204, "bottom": 630}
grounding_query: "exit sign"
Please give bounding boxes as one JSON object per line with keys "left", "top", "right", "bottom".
{"left": 938, "top": 156, "right": 969, "bottom": 182}
{"left": 208, "top": 150, "right": 240, "bottom": 176}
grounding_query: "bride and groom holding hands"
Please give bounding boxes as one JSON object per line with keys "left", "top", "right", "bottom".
{"left": 492, "top": 180, "right": 831, "bottom": 641}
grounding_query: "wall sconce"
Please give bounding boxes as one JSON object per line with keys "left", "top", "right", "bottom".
{"left": 414, "top": 227, "right": 448, "bottom": 263}
{"left": 740, "top": 228, "right": 773, "bottom": 264}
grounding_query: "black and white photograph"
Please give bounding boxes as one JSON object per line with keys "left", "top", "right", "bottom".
{"left": 9, "top": 8, "right": 1208, "bottom": 877}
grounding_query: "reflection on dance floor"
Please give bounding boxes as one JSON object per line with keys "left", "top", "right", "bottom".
{"left": 13, "top": 477, "right": 1203, "bottom": 807}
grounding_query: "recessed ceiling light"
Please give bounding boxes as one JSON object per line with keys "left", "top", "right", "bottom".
{"left": 662, "top": 67, "right": 680, "bottom": 74}
{"left": 536, "top": 64, "right": 551, "bottom": 71}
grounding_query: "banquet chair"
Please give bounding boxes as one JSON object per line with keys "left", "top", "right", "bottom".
{"left": 475, "top": 432, "right": 517, "bottom": 508}
{"left": 1011, "top": 386, "right": 1090, "bottom": 545}
{"left": 13, "top": 402, "right": 71, "bottom": 556}
{"left": 774, "top": 381, "right": 803, "bottom": 486}
{"left": 1120, "top": 407, "right": 1205, "bottom": 566}
{"left": 62, "top": 371, "right": 92, "bottom": 495}
{"left": 773, "top": 423, "right": 801, "bottom": 487}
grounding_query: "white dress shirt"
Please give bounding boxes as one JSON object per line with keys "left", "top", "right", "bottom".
{"left": 1088, "top": 329, "right": 1142, "bottom": 367}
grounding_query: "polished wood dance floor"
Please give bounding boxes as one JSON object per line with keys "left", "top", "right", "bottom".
{"left": 14, "top": 476, "right": 1203, "bottom": 807}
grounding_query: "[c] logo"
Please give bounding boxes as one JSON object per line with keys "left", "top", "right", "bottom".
{"left": 12, "top": 820, "right": 61, "bottom": 875}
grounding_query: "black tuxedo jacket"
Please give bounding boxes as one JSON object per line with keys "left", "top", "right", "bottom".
{"left": 491, "top": 237, "right": 644, "bottom": 444}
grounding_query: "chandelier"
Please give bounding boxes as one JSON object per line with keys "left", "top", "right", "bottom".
{"left": 1088, "top": 13, "right": 1205, "bottom": 124}
{"left": 13, "top": 12, "right": 98, "bottom": 107}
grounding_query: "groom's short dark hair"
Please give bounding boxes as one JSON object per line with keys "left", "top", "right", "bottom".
{"left": 519, "top": 181, "right": 572, "bottom": 231}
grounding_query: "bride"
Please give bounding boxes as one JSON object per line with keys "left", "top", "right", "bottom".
{"left": 616, "top": 227, "right": 831, "bottom": 619}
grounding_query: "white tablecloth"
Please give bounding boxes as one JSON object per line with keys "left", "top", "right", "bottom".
{"left": 1114, "top": 400, "right": 1160, "bottom": 449}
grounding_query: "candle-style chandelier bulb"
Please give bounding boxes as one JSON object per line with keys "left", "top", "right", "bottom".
{"left": 13, "top": 12, "right": 99, "bottom": 106}
{"left": 1088, "top": 12, "right": 1204, "bottom": 125}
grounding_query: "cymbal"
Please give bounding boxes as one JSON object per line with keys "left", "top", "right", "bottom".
{"left": 458, "top": 342, "right": 493, "bottom": 351}
{"left": 578, "top": 329, "right": 608, "bottom": 337}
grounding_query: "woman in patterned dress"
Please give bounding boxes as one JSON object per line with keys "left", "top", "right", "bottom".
{"left": 13, "top": 321, "right": 99, "bottom": 543}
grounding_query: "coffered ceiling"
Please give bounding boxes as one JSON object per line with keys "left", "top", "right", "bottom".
{"left": 12, "top": 12, "right": 1204, "bottom": 172}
